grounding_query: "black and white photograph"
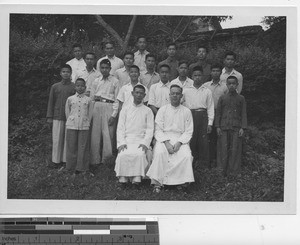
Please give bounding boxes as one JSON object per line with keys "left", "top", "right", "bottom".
{"left": 0, "top": 3, "right": 297, "bottom": 215}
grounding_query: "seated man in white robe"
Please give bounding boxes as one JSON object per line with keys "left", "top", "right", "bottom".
{"left": 147, "top": 84, "right": 194, "bottom": 193}
{"left": 114, "top": 84, "right": 154, "bottom": 189}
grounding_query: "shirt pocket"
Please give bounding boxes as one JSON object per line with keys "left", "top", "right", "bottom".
{"left": 66, "top": 115, "right": 75, "bottom": 127}
{"left": 82, "top": 117, "right": 90, "bottom": 127}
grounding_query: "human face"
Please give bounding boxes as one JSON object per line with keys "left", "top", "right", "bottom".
{"left": 197, "top": 47, "right": 207, "bottom": 60}
{"left": 137, "top": 38, "right": 147, "bottom": 51}
{"left": 159, "top": 67, "right": 170, "bottom": 83}
{"left": 224, "top": 55, "right": 235, "bottom": 69}
{"left": 100, "top": 63, "right": 111, "bottom": 78}
{"left": 104, "top": 43, "right": 115, "bottom": 57}
{"left": 177, "top": 63, "right": 188, "bottom": 77}
{"left": 192, "top": 70, "right": 203, "bottom": 84}
{"left": 73, "top": 47, "right": 83, "bottom": 60}
{"left": 169, "top": 87, "right": 183, "bottom": 107}
{"left": 211, "top": 68, "right": 222, "bottom": 80}
{"left": 167, "top": 45, "right": 176, "bottom": 58}
{"left": 146, "top": 57, "right": 156, "bottom": 70}
{"left": 75, "top": 80, "right": 86, "bottom": 94}
{"left": 129, "top": 67, "right": 140, "bottom": 81}
{"left": 226, "top": 78, "right": 238, "bottom": 93}
{"left": 132, "top": 87, "right": 146, "bottom": 105}
{"left": 123, "top": 54, "right": 134, "bottom": 67}
{"left": 84, "top": 54, "right": 95, "bottom": 68}
{"left": 60, "top": 68, "right": 72, "bottom": 80}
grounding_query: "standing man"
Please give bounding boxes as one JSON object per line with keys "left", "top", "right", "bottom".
{"left": 189, "top": 45, "right": 211, "bottom": 83}
{"left": 140, "top": 54, "right": 160, "bottom": 90}
{"left": 114, "top": 84, "right": 154, "bottom": 189}
{"left": 134, "top": 36, "right": 149, "bottom": 73}
{"left": 158, "top": 43, "right": 179, "bottom": 81}
{"left": 170, "top": 60, "right": 194, "bottom": 88}
{"left": 220, "top": 51, "right": 243, "bottom": 94}
{"left": 147, "top": 84, "right": 194, "bottom": 193}
{"left": 96, "top": 41, "right": 124, "bottom": 76}
{"left": 66, "top": 43, "right": 86, "bottom": 83}
{"left": 115, "top": 51, "right": 135, "bottom": 87}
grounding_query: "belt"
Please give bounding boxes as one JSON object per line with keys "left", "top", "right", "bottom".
{"left": 191, "top": 108, "right": 207, "bottom": 112}
{"left": 94, "top": 97, "right": 114, "bottom": 103}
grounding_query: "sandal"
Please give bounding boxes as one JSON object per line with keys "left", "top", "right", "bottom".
{"left": 153, "top": 186, "right": 161, "bottom": 193}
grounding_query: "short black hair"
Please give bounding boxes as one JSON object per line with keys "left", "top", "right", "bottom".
{"left": 159, "top": 64, "right": 171, "bottom": 71}
{"left": 72, "top": 43, "right": 82, "bottom": 50}
{"left": 100, "top": 59, "right": 111, "bottom": 67}
{"left": 84, "top": 52, "right": 96, "bottom": 59}
{"left": 123, "top": 51, "right": 134, "bottom": 59}
{"left": 178, "top": 60, "right": 189, "bottom": 67}
{"left": 197, "top": 45, "right": 208, "bottom": 52}
{"left": 192, "top": 65, "right": 203, "bottom": 73}
{"left": 211, "top": 63, "right": 223, "bottom": 70}
{"left": 170, "top": 84, "right": 183, "bottom": 93}
{"left": 133, "top": 84, "right": 146, "bottom": 93}
{"left": 75, "top": 78, "right": 86, "bottom": 85}
{"left": 227, "top": 75, "right": 238, "bottom": 83}
{"left": 167, "top": 42, "right": 177, "bottom": 49}
{"left": 146, "top": 53, "right": 156, "bottom": 60}
{"left": 130, "top": 65, "right": 140, "bottom": 72}
{"left": 137, "top": 35, "right": 147, "bottom": 42}
{"left": 60, "top": 64, "right": 72, "bottom": 72}
{"left": 225, "top": 50, "right": 237, "bottom": 60}
{"left": 103, "top": 41, "right": 115, "bottom": 49}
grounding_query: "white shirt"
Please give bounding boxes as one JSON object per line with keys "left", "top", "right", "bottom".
{"left": 115, "top": 67, "right": 131, "bottom": 87}
{"left": 170, "top": 77, "right": 194, "bottom": 88}
{"left": 148, "top": 81, "right": 171, "bottom": 109}
{"left": 220, "top": 68, "right": 243, "bottom": 94}
{"left": 140, "top": 70, "right": 160, "bottom": 90}
{"left": 117, "top": 82, "right": 148, "bottom": 108}
{"left": 182, "top": 85, "right": 214, "bottom": 126}
{"left": 117, "top": 102, "right": 154, "bottom": 148}
{"left": 134, "top": 50, "right": 149, "bottom": 73}
{"left": 203, "top": 80, "right": 228, "bottom": 109}
{"left": 96, "top": 55, "right": 124, "bottom": 75}
{"left": 75, "top": 67, "right": 101, "bottom": 92}
{"left": 66, "top": 58, "right": 86, "bottom": 83}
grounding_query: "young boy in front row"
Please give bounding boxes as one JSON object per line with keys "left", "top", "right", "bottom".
{"left": 215, "top": 75, "right": 247, "bottom": 177}
{"left": 46, "top": 64, "right": 76, "bottom": 168}
{"left": 65, "top": 78, "right": 93, "bottom": 175}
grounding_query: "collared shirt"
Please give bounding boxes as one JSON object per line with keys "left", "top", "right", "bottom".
{"left": 220, "top": 68, "right": 243, "bottom": 94}
{"left": 204, "top": 80, "right": 228, "bottom": 109}
{"left": 182, "top": 85, "right": 214, "bottom": 125}
{"left": 134, "top": 50, "right": 149, "bottom": 73}
{"left": 75, "top": 67, "right": 101, "bottom": 92}
{"left": 96, "top": 55, "right": 124, "bottom": 75}
{"left": 117, "top": 82, "right": 148, "bottom": 108}
{"left": 158, "top": 58, "right": 179, "bottom": 81}
{"left": 46, "top": 81, "right": 76, "bottom": 121}
{"left": 140, "top": 70, "right": 160, "bottom": 90}
{"left": 90, "top": 75, "right": 120, "bottom": 117}
{"left": 66, "top": 58, "right": 86, "bottom": 83}
{"left": 189, "top": 61, "right": 211, "bottom": 83}
{"left": 117, "top": 102, "right": 154, "bottom": 148}
{"left": 148, "top": 81, "right": 171, "bottom": 109}
{"left": 115, "top": 67, "right": 131, "bottom": 87}
{"left": 155, "top": 104, "right": 193, "bottom": 144}
{"left": 170, "top": 76, "right": 194, "bottom": 88}
{"left": 65, "top": 93, "right": 93, "bottom": 130}
{"left": 215, "top": 92, "right": 247, "bottom": 130}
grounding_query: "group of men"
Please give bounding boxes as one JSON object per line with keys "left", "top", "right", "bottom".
{"left": 47, "top": 36, "right": 247, "bottom": 193}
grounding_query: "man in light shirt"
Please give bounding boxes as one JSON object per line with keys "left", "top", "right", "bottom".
{"left": 90, "top": 59, "right": 120, "bottom": 167}
{"left": 114, "top": 84, "right": 154, "bottom": 189}
{"left": 140, "top": 53, "right": 160, "bottom": 90}
{"left": 220, "top": 50, "right": 243, "bottom": 94}
{"left": 158, "top": 43, "right": 179, "bottom": 81}
{"left": 66, "top": 43, "right": 86, "bottom": 83}
{"left": 148, "top": 64, "right": 172, "bottom": 116}
{"left": 134, "top": 36, "right": 149, "bottom": 73}
{"left": 96, "top": 41, "right": 124, "bottom": 76}
{"left": 182, "top": 66, "right": 214, "bottom": 169}
{"left": 115, "top": 51, "right": 135, "bottom": 87}
{"left": 170, "top": 60, "right": 194, "bottom": 89}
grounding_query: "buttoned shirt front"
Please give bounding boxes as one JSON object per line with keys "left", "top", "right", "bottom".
{"left": 148, "top": 81, "right": 171, "bottom": 109}
{"left": 170, "top": 76, "right": 194, "bottom": 89}
{"left": 115, "top": 67, "right": 131, "bottom": 87}
{"left": 90, "top": 75, "right": 120, "bottom": 117}
{"left": 189, "top": 61, "right": 211, "bottom": 83}
{"left": 66, "top": 58, "right": 86, "bottom": 83}
{"left": 75, "top": 67, "right": 101, "bottom": 92}
{"left": 65, "top": 93, "right": 93, "bottom": 130}
{"left": 204, "top": 80, "right": 228, "bottom": 109}
{"left": 140, "top": 70, "right": 160, "bottom": 90}
{"left": 117, "top": 82, "right": 148, "bottom": 108}
{"left": 96, "top": 55, "right": 124, "bottom": 75}
{"left": 158, "top": 58, "right": 179, "bottom": 81}
{"left": 220, "top": 68, "right": 243, "bottom": 94}
{"left": 182, "top": 84, "right": 214, "bottom": 125}
{"left": 134, "top": 50, "right": 149, "bottom": 73}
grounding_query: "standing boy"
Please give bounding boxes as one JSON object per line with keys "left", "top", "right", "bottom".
{"left": 182, "top": 66, "right": 214, "bottom": 169}
{"left": 96, "top": 41, "right": 124, "bottom": 76}
{"left": 115, "top": 51, "right": 135, "bottom": 86}
{"left": 46, "top": 64, "right": 76, "bottom": 168}
{"left": 216, "top": 76, "right": 247, "bottom": 176}
{"left": 170, "top": 60, "right": 194, "bottom": 88}
{"left": 204, "top": 63, "right": 228, "bottom": 167}
{"left": 158, "top": 43, "right": 179, "bottom": 81}
{"left": 140, "top": 53, "right": 160, "bottom": 90}
{"left": 134, "top": 36, "right": 149, "bottom": 73}
{"left": 115, "top": 84, "right": 154, "bottom": 188}
{"left": 65, "top": 78, "right": 93, "bottom": 174}
{"left": 66, "top": 44, "right": 86, "bottom": 83}
{"left": 220, "top": 51, "right": 243, "bottom": 94}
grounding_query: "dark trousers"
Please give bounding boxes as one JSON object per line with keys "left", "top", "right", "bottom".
{"left": 66, "top": 129, "right": 90, "bottom": 172}
{"left": 208, "top": 124, "right": 218, "bottom": 166}
{"left": 217, "top": 129, "right": 242, "bottom": 175}
{"left": 190, "top": 110, "right": 210, "bottom": 168}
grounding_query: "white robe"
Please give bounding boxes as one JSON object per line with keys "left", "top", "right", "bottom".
{"left": 146, "top": 104, "right": 194, "bottom": 185}
{"left": 114, "top": 103, "right": 154, "bottom": 178}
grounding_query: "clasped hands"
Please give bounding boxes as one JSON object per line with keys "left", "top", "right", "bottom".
{"left": 164, "top": 140, "right": 182, "bottom": 154}
{"left": 118, "top": 144, "right": 148, "bottom": 153}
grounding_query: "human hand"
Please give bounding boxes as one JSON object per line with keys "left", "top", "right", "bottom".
{"left": 138, "top": 144, "right": 148, "bottom": 153}
{"left": 108, "top": 116, "right": 116, "bottom": 126}
{"left": 164, "top": 141, "right": 174, "bottom": 154}
{"left": 217, "top": 128, "right": 222, "bottom": 136}
{"left": 118, "top": 144, "right": 127, "bottom": 153}
{"left": 239, "top": 128, "right": 244, "bottom": 137}
{"left": 47, "top": 118, "right": 53, "bottom": 124}
{"left": 207, "top": 125, "right": 212, "bottom": 134}
{"left": 173, "top": 142, "right": 182, "bottom": 153}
